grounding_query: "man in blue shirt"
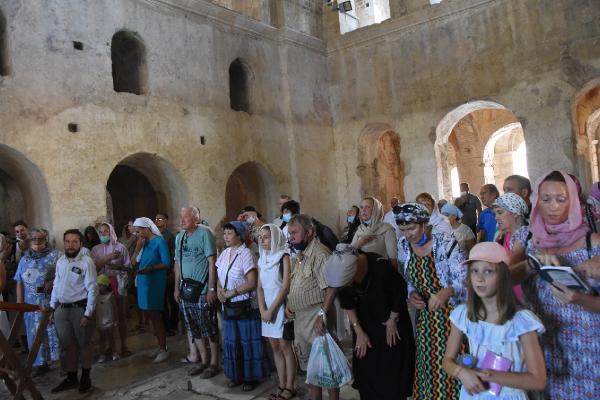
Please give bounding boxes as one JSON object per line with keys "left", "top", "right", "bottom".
{"left": 477, "top": 184, "right": 500, "bottom": 242}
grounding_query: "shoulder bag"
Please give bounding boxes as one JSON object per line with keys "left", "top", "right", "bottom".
{"left": 223, "top": 253, "right": 253, "bottom": 320}
{"left": 179, "top": 232, "right": 205, "bottom": 303}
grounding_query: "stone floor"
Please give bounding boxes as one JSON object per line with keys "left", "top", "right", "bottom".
{"left": 1, "top": 328, "right": 360, "bottom": 400}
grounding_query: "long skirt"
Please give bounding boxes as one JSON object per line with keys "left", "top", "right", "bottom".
{"left": 223, "top": 309, "right": 271, "bottom": 383}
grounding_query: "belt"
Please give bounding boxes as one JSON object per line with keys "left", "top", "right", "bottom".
{"left": 60, "top": 299, "right": 87, "bottom": 308}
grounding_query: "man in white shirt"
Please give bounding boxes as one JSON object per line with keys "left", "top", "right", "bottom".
{"left": 382, "top": 196, "right": 402, "bottom": 240}
{"left": 50, "top": 229, "right": 98, "bottom": 394}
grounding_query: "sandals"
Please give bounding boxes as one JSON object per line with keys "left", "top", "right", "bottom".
{"left": 227, "top": 381, "right": 241, "bottom": 388}
{"left": 241, "top": 382, "right": 256, "bottom": 392}
{"left": 269, "top": 387, "right": 285, "bottom": 400}
{"left": 199, "top": 364, "right": 220, "bottom": 379}
{"left": 277, "top": 388, "right": 297, "bottom": 399}
{"left": 189, "top": 364, "right": 209, "bottom": 376}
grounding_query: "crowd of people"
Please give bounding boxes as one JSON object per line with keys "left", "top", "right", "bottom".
{"left": 1, "top": 170, "right": 600, "bottom": 399}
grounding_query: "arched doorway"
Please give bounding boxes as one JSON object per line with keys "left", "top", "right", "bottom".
{"left": 572, "top": 79, "right": 600, "bottom": 184}
{"left": 225, "top": 162, "right": 276, "bottom": 222}
{"left": 0, "top": 145, "right": 51, "bottom": 232}
{"left": 435, "top": 101, "right": 528, "bottom": 200}
{"left": 357, "top": 123, "right": 405, "bottom": 207}
{"left": 106, "top": 153, "right": 189, "bottom": 234}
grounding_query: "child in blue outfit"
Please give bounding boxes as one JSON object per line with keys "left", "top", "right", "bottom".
{"left": 443, "top": 242, "right": 546, "bottom": 399}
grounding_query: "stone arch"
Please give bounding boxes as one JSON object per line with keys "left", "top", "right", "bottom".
{"left": 0, "top": 7, "right": 9, "bottom": 76}
{"left": 357, "top": 123, "right": 405, "bottom": 206}
{"left": 0, "top": 145, "right": 51, "bottom": 232}
{"left": 111, "top": 30, "right": 148, "bottom": 95}
{"left": 435, "top": 101, "right": 524, "bottom": 199}
{"left": 225, "top": 161, "right": 276, "bottom": 222}
{"left": 572, "top": 78, "right": 600, "bottom": 183}
{"left": 106, "top": 153, "right": 189, "bottom": 233}
{"left": 482, "top": 122, "right": 526, "bottom": 186}
{"left": 229, "top": 58, "right": 253, "bottom": 113}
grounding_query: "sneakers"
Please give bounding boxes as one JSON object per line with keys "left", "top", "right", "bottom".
{"left": 153, "top": 349, "right": 170, "bottom": 363}
{"left": 98, "top": 354, "right": 106, "bottom": 363}
{"left": 51, "top": 376, "right": 79, "bottom": 393}
{"left": 79, "top": 374, "right": 92, "bottom": 393}
{"left": 112, "top": 352, "right": 120, "bottom": 361}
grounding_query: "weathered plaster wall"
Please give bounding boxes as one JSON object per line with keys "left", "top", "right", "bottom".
{"left": 328, "top": 0, "right": 600, "bottom": 227}
{"left": 0, "top": 0, "right": 335, "bottom": 239}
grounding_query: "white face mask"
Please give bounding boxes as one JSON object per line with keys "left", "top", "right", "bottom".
{"left": 460, "top": 191, "right": 468, "bottom": 197}
{"left": 246, "top": 216, "right": 256, "bottom": 225}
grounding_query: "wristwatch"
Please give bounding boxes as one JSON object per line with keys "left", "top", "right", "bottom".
{"left": 208, "top": 288, "right": 216, "bottom": 292}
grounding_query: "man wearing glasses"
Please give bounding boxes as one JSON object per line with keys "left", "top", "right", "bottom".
{"left": 155, "top": 213, "right": 178, "bottom": 336}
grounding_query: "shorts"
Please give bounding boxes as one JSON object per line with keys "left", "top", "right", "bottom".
{"left": 181, "top": 294, "right": 218, "bottom": 339}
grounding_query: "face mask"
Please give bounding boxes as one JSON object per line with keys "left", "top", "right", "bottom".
{"left": 282, "top": 213, "right": 292, "bottom": 223}
{"left": 291, "top": 240, "right": 308, "bottom": 252}
{"left": 363, "top": 218, "right": 372, "bottom": 226}
{"left": 246, "top": 216, "right": 256, "bottom": 225}
{"left": 460, "top": 191, "right": 467, "bottom": 196}
{"left": 99, "top": 235, "right": 110, "bottom": 244}
{"left": 347, "top": 216, "right": 355, "bottom": 224}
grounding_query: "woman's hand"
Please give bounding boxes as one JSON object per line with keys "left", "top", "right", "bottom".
{"left": 576, "top": 258, "right": 600, "bottom": 280}
{"left": 217, "top": 288, "right": 227, "bottom": 303}
{"left": 354, "top": 329, "right": 372, "bottom": 359}
{"left": 409, "top": 291, "right": 426, "bottom": 309}
{"left": 355, "top": 235, "right": 376, "bottom": 249}
{"left": 457, "top": 368, "right": 486, "bottom": 395}
{"left": 382, "top": 318, "right": 400, "bottom": 347}
{"left": 260, "top": 309, "right": 274, "bottom": 323}
{"left": 428, "top": 288, "right": 452, "bottom": 311}
{"left": 551, "top": 283, "right": 580, "bottom": 304}
{"left": 285, "top": 305, "right": 295, "bottom": 319}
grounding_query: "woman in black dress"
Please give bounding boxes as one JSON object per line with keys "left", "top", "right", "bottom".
{"left": 339, "top": 252, "right": 415, "bottom": 400}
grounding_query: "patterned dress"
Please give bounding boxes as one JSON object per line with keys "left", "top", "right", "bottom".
{"left": 523, "top": 244, "right": 600, "bottom": 399}
{"left": 14, "top": 250, "right": 61, "bottom": 367}
{"left": 406, "top": 252, "right": 460, "bottom": 400}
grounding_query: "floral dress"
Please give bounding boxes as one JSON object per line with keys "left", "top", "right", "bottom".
{"left": 523, "top": 243, "right": 600, "bottom": 399}
{"left": 14, "top": 250, "right": 61, "bottom": 367}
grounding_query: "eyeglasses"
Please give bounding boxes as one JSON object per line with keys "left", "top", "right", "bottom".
{"left": 155, "top": 217, "right": 166, "bottom": 221}
{"left": 30, "top": 238, "right": 46, "bottom": 244}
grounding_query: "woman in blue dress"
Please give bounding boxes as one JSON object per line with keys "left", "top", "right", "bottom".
{"left": 132, "top": 217, "right": 171, "bottom": 363}
{"left": 14, "top": 228, "right": 60, "bottom": 375}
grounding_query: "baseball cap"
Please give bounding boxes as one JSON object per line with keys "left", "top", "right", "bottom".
{"left": 463, "top": 242, "right": 509, "bottom": 265}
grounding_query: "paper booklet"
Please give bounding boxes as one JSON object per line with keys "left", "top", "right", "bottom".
{"left": 527, "top": 254, "right": 591, "bottom": 292}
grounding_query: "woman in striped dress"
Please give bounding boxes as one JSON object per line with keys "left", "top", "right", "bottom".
{"left": 396, "top": 203, "right": 467, "bottom": 399}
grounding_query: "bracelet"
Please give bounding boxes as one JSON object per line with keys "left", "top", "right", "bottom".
{"left": 452, "top": 365, "right": 464, "bottom": 379}
{"left": 351, "top": 321, "right": 360, "bottom": 330}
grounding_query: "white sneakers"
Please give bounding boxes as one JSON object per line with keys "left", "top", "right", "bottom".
{"left": 98, "top": 355, "right": 106, "bottom": 363}
{"left": 153, "top": 349, "right": 170, "bottom": 363}
{"left": 98, "top": 352, "right": 121, "bottom": 363}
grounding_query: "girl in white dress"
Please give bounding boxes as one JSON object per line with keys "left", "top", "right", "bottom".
{"left": 443, "top": 242, "right": 546, "bottom": 399}
{"left": 256, "top": 224, "right": 296, "bottom": 400}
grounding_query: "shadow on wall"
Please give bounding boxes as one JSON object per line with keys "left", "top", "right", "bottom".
{"left": 356, "top": 123, "right": 405, "bottom": 206}
{"left": 0, "top": 145, "right": 51, "bottom": 233}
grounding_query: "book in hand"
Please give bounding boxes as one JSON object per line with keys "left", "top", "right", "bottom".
{"left": 527, "top": 254, "right": 591, "bottom": 292}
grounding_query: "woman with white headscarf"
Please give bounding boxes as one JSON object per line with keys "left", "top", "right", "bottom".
{"left": 131, "top": 217, "right": 171, "bottom": 363}
{"left": 351, "top": 196, "right": 398, "bottom": 268}
{"left": 256, "top": 224, "right": 296, "bottom": 400}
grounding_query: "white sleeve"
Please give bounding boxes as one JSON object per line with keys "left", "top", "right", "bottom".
{"left": 83, "top": 258, "right": 99, "bottom": 317}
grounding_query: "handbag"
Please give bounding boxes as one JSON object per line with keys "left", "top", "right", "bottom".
{"left": 178, "top": 232, "right": 205, "bottom": 303}
{"left": 222, "top": 253, "right": 252, "bottom": 320}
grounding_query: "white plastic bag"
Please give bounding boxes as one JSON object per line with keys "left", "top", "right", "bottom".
{"left": 306, "top": 332, "right": 352, "bottom": 389}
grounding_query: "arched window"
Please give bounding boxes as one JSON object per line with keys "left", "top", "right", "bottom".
{"left": 229, "top": 58, "right": 251, "bottom": 113}
{"left": 0, "top": 9, "right": 9, "bottom": 76}
{"left": 111, "top": 31, "right": 147, "bottom": 95}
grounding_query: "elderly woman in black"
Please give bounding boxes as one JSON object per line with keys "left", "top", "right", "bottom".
{"left": 338, "top": 252, "right": 415, "bottom": 400}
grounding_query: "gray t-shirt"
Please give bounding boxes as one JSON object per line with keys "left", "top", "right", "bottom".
{"left": 174, "top": 227, "right": 216, "bottom": 294}
{"left": 458, "top": 193, "right": 481, "bottom": 227}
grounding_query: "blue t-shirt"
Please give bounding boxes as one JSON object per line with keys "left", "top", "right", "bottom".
{"left": 174, "top": 226, "right": 216, "bottom": 294}
{"left": 477, "top": 207, "right": 497, "bottom": 242}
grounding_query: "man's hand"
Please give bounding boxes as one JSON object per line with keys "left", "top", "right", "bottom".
{"left": 174, "top": 288, "right": 180, "bottom": 304}
{"left": 80, "top": 316, "right": 90, "bottom": 327}
{"left": 207, "top": 290, "right": 218, "bottom": 305}
{"left": 313, "top": 315, "right": 326, "bottom": 336}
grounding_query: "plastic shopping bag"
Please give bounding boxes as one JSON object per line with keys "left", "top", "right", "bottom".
{"left": 306, "top": 332, "right": 352, "bottom": 389}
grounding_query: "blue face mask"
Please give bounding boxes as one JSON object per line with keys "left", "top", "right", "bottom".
{"left": 282, "top": 213, "right": 292, "bottom": 223}
{"left": 363, "top": 218, "right": 372, "bottom": 226}
{"left": 347, "top": 216, "right": 355, "bottom": 224}
{"left": 99, "top": 235, "right": 110, "bottom": 244}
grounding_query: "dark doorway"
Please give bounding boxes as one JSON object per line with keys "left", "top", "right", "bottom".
{"left": 229, "top": 58, "right": 251, "bottom": 113}
{"left": 111, "top": 30, "right": 147, "bottom": 95}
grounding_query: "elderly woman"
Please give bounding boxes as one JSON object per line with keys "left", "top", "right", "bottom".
{"left": 339, "top": 252, "right": 415, "bottom": 400}
{"left": 216, "top": 221, "right": 270, "bottom": 391}
{"left": 91, "top": 222, "right": 131, "bottom": 357}
{"left": 351, "top": 197, "right": 398, "bottom": 268}
{"left": 131, "top": 217, "right": 171, "bottom": 363}
{"left": 395, "top": 203, "right": 466, "bottom": 400}
{"left": 341, "top": 205, "right": 361, "bottom": 244}
{"left": 493, "top": 192, "right": 529, "bottom": 263}
{"left": 416, "top": 192, "right": 453, "bottom": 235}
{"left": 513, "top": 170, "right": 600, "bottom": 399}
{"left": 14, "top": 228, "right": 61, "bottom": 375}
{"left": 440, "top": 203, "right": 475, "bottom": 252}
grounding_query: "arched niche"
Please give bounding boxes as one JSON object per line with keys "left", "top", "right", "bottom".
{"left": 106, "top": 153, "right": 189, "bottom": 233}
{"left": 356, "top": 123, "right": 405, "bottom": 206}
{"left": 572, "top": 78, "right": 600, "bottom": 183}
{"left": 111, "top": 30, "right": 148, "bottom": 95}
{"left": 229, "top": 58, "right": 253, "bottom": 113}
{"left": 0, "top": 7, "right": 9, "bottom": 76}
{"left": 225, "top": 161, "right": 276, "bottom": 222}
{"left": 435, "top": 101, "right": 527, "bottom": 199}
{"left": 0, "top": 145, "right": 51, "bottom": 232}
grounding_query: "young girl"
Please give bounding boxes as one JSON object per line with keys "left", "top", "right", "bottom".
{"left": 96, "top": 274, "right": 119, "bottom": 363}
{"left": 443, "top": 242, "right": 546, "bottom": 399}
{"left": 256, "top": 224, "right": 296, "bottom": 400}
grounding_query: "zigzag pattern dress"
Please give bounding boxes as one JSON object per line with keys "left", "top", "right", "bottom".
{"left": 406, "top": 251, "right": 460, "bottom": 400}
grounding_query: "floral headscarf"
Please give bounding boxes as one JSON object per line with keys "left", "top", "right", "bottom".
{"left": 393, "top": 203, "right": 430, "bottom": 225}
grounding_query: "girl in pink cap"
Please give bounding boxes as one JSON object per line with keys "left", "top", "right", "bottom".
{"left": 443, "top": 242, "right": 546, "bottom": 399}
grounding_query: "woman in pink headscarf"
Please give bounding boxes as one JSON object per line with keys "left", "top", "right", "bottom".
{"left": 513, "top": 170, "right": 600, "bottom": 399}
{"left": 91, "top": 222, "right": 132, "bottom": 357}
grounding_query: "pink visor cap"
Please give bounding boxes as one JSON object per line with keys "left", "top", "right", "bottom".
{"left": 462, "top": 242, "right": 510, "bottom": 266}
